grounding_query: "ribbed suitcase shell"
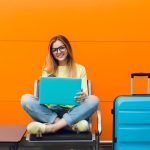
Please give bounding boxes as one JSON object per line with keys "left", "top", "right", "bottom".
{"left": 113, "top": 95, "right": 150, "bottom": 150}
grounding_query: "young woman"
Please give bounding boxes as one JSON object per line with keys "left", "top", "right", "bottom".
{"left": 21, "top": 35, "right": 99, "bottom": 134}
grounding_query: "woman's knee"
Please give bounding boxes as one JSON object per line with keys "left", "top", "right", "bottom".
{"left": 85, "top": 95, "right": 99, "bottom": 108}
{"left": 21, "top": 94, "right": 33, "bottom": 107}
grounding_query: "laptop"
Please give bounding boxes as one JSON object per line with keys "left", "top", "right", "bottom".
{"left": 39, "top": 77, "right": 81, "bottom": 105}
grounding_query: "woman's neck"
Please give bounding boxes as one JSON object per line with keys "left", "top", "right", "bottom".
{"left": 59, "top": 61, "right": 67, "bottom": 66}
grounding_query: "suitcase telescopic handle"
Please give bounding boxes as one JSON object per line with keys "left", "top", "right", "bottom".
{"left": 131, "top": 73, "right": 150, "bottom": 95}
{"left": 131, "top": 73, "right": 150, "bottom": 78}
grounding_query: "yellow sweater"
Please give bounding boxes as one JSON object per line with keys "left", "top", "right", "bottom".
{"left": 42, "top": 64, "right": 88, "bottom": 108}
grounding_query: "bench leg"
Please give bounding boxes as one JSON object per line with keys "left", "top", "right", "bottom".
{"left": 93, "top": 140, "right": 96, "bottom": 150}
{"left": 9, "top": 143, "right": 18, "bottom": 150}
{"left": 95, "top": 135, "right": 99, "bottom": 150}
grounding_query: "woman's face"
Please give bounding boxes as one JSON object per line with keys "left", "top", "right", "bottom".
{"left": 51, "top": 40, "right": 68, "bottom": 65}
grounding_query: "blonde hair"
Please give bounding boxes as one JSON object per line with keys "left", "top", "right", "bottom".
{"left": 43, "top": 35, "right": 77, "bottom": 77}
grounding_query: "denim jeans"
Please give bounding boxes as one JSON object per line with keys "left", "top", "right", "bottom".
{"left": 21, "top": 94, "right": 99, "bottom": 126}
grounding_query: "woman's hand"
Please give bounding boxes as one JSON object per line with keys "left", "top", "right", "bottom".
{"left": 74, "top": 89, "right": 86, "bottom": 102}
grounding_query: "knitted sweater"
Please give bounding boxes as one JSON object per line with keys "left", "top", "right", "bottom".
{"left": 42, "top": 64, "right": 88, "bottom": 108}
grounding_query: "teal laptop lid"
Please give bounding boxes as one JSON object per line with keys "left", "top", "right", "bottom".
{"left": 39, "top": 77, "right": 81, "bottom": 105}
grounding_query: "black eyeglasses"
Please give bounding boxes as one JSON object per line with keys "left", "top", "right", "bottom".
{"left": 51, "top": 45, "right": 66, "bottom": 53}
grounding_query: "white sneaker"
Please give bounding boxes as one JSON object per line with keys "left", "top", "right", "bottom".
{"left": 72, "top": 120, "right": 89, "bottom": 132}
{"left": 27, "top": 122, "right": 46, "bottom": 134}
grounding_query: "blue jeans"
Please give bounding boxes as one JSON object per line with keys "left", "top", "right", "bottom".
{"left": 21, "top": 94, "right": 99, "bottom": 126}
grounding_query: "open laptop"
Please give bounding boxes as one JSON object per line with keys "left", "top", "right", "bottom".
{"left": 39, "top": 77, "right": 81, "bottom": 105}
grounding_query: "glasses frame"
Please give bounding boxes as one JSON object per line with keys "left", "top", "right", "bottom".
{"left": 51, "top": 45, "right": 66, "bottom": 54}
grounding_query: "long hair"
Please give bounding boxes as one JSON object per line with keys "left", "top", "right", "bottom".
{"left": 43, "top": 35, "right": 77, "bottom": 77}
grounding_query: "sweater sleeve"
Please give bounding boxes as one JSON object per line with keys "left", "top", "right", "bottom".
{"left": 41, "top": 70, "right": 49, "bottom": 77}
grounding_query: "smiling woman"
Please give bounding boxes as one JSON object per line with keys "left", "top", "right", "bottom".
{"left": 44, "top": 35, "right": 75, "bottom": 77}
{"left": 50, "top": 40, "right": 69, "bottom": 66}
{"left": 21, "top": 35, "right": 100, "bottom": 134}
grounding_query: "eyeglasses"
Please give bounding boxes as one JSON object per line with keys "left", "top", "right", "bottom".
{"left": 51, "top": 45, "right": 66, "bottom": 53}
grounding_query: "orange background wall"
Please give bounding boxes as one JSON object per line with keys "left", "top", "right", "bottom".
{"left": 0, "top": 0, "right": 150, "bottom": 140}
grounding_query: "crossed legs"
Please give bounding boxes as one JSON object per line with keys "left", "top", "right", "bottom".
{"left": 21, "top": 94, "right": 99, "bottom": 134}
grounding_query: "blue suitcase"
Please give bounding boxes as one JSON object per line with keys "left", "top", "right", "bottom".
{"left": 113, "top": 73, "right": 150, "bottom": 150}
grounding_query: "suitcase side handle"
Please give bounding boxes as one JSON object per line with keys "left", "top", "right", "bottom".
{"left": 131, "top": 72, "right": 150, "bottom": 95}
